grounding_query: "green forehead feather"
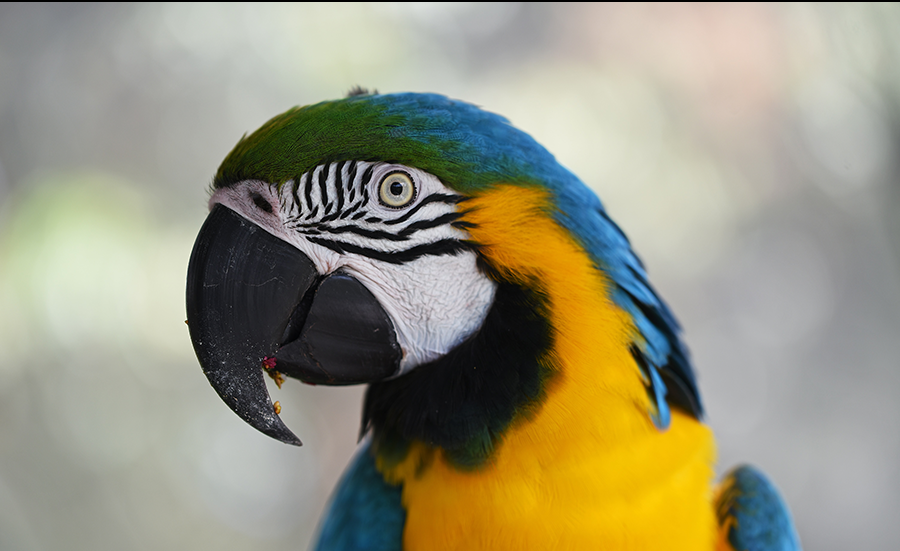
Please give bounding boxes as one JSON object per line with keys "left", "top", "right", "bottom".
{"left": 214, "top": 93, "right": 561, "bottom": 194}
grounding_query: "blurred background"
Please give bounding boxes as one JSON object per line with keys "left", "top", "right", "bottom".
{"left": 0, "top": 3, "right": 898, "bottom": 550}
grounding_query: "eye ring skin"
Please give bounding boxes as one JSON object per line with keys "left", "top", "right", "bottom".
{"left": 378, "top": 170, "right": 416, "bottom": 208}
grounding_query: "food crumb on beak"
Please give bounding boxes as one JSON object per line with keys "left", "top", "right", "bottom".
{"left": 262, "top": 356, "right": 286, "bottom": 388}
{"left": 273, "top": 401, "right": 281, "bottom": 415}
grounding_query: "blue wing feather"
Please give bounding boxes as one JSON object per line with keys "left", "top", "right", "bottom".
{"left": 313, "top": 440, "right": 405, "bottom": 551}
{"left": 716, "top": 465, "right": 802, "bottom": 551}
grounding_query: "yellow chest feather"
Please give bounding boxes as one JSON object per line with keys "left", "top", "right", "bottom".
{"left": 378, "top": 186, "right": 717, "bottom": 550}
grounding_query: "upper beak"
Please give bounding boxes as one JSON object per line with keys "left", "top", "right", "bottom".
{"left": 186, "top": 204, "right": 402, "bottom": 445}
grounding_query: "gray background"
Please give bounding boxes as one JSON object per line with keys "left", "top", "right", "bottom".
{"left": 0, "top": 3, "right": 897, "bottom": 550}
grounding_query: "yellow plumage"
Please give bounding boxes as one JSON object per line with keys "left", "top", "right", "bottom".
{"left": 378, "top": 185, "right": 717, "bottom": 550}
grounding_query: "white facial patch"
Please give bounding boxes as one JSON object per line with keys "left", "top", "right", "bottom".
{"left": 209, "top": 162, "right": 498, "bottom": 373}
{"left": 343, "top": 252, "right": 496, "bottom": 372}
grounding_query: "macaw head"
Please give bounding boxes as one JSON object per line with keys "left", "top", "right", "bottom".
{"left": 186, "top": 91, "right": 701, "bottom": 460}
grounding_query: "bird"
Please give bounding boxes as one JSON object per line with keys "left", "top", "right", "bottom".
{"left": 185, "top": 90, "right": 802, "bottom": 551}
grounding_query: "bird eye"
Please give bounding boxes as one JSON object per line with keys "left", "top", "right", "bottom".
{"left": 378, "top": 171, "right": 416, "bottom": 208}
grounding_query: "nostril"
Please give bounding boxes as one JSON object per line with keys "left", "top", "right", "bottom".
{"left": 250, "top": 191, "right": 274, "bottom": 213}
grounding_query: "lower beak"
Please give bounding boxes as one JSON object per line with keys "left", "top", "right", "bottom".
{"left": 186, "top": 205, "right": 401, "bottom": 445}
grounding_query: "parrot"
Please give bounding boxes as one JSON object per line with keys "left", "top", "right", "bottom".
{"left": 185, "top": 89, "right": 802, "bottom": 551}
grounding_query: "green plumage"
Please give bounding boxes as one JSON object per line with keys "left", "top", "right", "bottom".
{"left": 214, "top": 93, "right": 557, "bottom": 195}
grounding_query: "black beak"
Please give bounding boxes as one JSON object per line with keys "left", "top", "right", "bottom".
{"left": 186, "top": 205, "right": 402, "bottom": 445}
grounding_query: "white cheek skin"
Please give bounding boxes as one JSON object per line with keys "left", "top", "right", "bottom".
{"left": 344, "top": 253, "right": 497, "bottom": 373}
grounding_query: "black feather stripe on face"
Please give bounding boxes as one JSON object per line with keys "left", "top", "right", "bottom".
{"left": 362, "top": 277, "right": 555, "bottom": 470}
{"left": 278, "top": 161, "right": 471, "bottom": 266}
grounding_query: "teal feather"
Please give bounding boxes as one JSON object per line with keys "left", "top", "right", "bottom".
{"left": 716, "top": 465, "right": 802, "bottom": 551}
{"left": 313, "top": 441, "right": 405, "bottom": 551}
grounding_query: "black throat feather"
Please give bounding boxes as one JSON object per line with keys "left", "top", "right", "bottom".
{"left": 361, "top": 278, "right": 554, "bottom": 470}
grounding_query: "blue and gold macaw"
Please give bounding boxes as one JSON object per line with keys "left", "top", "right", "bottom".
{"left": 186, "top": 90, "right": 802, "bottom": 551}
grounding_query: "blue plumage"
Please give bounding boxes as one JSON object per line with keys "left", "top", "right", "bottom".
{"left": 314, "top": 441, "right": 405, "bottom": 551}
{"left": 717, "top": 465, "right": 802, "bottom": 551}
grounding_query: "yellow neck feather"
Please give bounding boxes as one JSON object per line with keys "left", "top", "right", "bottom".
{"left": 379, "top": 185, "right": 717, "bottom": 550}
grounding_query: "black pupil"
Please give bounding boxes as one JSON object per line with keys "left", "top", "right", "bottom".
{"left": 389, "top": 181, "right": 405, "bottom": 196}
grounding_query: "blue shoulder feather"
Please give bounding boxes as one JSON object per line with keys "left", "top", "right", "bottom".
{"left": 313, "top": 441, "right": 405, "bottom": 551}
{"left": 716, "top": 465, "right": 802, "bottom": 551}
